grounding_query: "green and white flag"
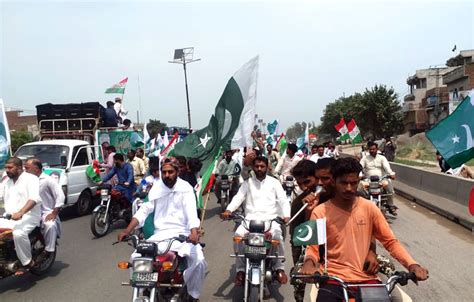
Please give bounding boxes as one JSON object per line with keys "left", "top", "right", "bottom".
{"left": 426, "top": 91, "right": 474, "bottom": 168}
{"left": 292, "top": 218, "right": 326, "bottom": 246}
{"left": 0, "top": 99, "right": 11, "bottom": 169}
{"left": 105, "top": 77, "right": 128, "bottom": 94}
{"left": 173, "top": 56, "right": 258, "bottom": 171}
{"left": 347, "top": 119, "right": 362, "bottom": 144}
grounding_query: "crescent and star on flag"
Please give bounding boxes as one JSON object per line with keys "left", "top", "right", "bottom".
{"left": 295, "top": 224, "right": 313, "bottom": 242}
{"left": 450, "top": 99, "right": 474, "bottom": 151}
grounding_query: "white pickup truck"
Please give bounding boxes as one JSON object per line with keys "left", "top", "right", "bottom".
{"left": 14, "top": 139, "right": 97, "bottom": 216}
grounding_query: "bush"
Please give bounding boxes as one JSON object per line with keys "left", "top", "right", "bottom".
{"left": 11, "top": 131, "right": 35, "bottom": 153}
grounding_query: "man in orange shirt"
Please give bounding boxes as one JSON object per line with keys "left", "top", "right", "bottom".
{"left": 300, "top": 157, "right": 429, "bottom": 301}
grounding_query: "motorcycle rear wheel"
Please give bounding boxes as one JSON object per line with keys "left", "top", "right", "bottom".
{"left": 30, "top": 241, "right": 56, "bottom": 276}
{"left": 91, "top": 208, "right": 111, "bottom": 238}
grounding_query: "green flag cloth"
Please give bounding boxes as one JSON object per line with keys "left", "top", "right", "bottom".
{"left": 267, "top": 120, "right": 278, "bottom": 135}
{"left": 85, "top": 165, "right": 101, "bottom": 183}
{"left": 334, "top": 118, "right": 350, "bottom": 141}
{"left": 426, "top": 92, "right": 474, "bottom": 168}
{"left": 173, "top": 57, "right": 258, "bottom": 172}
{"left": 278, "top": 136, "right": 287, "bottom": 156}
{"left": 292, "top": 218, "right": 326, "bottom": 246}
{"left": 105, "top": 77, "right": 128, "bottom": 94}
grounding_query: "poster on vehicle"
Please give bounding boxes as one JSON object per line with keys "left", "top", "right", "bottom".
{"left": 0, "top": 99, "right": 11, "bottom": 169}
{"left": 95, "top": 130, "right": 144, "bottom": 161}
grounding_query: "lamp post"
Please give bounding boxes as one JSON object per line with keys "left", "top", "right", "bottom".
{"left": 169, "top": 47, "right": 201, "bottom": 130}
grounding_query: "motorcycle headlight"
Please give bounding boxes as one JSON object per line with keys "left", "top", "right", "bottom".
{"left": 285, "top": 181, "right": 294, "bottom": 188}
{"left": 132, "top": 258, "right": 153, "bottom": 273}
{"left": 248, "top": 233, "right": 265, "bottom": 246}
{"left": 100, "top": 189, "right": 109, "bottom": 197}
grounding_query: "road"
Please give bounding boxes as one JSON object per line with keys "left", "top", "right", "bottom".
{"left": 0, "top": 194, "right": 473, "bottom": 301}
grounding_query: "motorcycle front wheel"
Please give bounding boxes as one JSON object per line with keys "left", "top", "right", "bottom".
{"left": 220, "top": 194, "right": 228, "bottom": 213}
{"left": 91, "top": 207, "right": 111, "bottom": 238}
{"left": 248, "top": 284, "right": 260, "bottom": 302}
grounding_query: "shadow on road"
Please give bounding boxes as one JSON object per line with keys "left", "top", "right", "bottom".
{"left": 0, "top": 260, "right": 69, "bottom": 294}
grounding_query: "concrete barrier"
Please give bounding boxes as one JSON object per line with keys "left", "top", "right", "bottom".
{"left": 390, "top": 162, "right": 474, "bottom": 232}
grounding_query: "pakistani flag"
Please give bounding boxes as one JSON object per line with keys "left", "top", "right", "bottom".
{"left": 267, "top": 120, "right": 278, "bottom": 135}
{"left": 292, "top": 218, "right": 326, "bottom": 246}
{"left": 427, "top": 91, "right": 474, "bottom": 168}
{"left": 173, "top": 56, "right": 258, "bottom": 171}
{"left": 0, "top": 99, "right": 11, "bottom": 169}
{"left": 105, "top": 77, "right": 128, "bottom": 94}
{"left": 347, "top": 119, "right": 362, "bottom": 144}
{"left": 334, "top": 118, "right": 349, "bottom": 141}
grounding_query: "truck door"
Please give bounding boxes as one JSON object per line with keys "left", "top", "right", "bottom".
{"left": 68, "top": 145, "right": 94, "bottom": 204}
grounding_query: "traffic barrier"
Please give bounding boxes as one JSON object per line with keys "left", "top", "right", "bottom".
{"left": 391, "top": 162, "right": 474, "bottom": 232}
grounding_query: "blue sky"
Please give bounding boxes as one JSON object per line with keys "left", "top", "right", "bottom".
{"left": 1, "top": 0, "right": 473, "bottom": 131}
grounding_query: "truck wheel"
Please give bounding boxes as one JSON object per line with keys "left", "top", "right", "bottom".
{"left": 76, "top": 190, "right": 92, "bottom": 216}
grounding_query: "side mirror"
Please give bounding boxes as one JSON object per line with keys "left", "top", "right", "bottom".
{"left": 60, "top": 155, "right": 68, "bottom": 167}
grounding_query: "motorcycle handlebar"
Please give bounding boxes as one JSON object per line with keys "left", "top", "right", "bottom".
{"left": 113, "top": 234, "right": 205, "bottom": 248}
{"left": 224, "top": 213, "right": 285, "bottom": 231}
{"left": 2, "top": 213, "right": 12, "bottom": 220}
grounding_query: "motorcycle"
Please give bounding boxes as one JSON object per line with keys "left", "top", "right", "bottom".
{"left": 219, "top": 175, "right": 232, "bottom": 213}
{"left": 115, "top": 234, "right": 204, "bottom": 302}
{"left": 361, "top": 175, "right": 393, "bottom": 216}
{"left": 91, "top": 184, "right": 132, "bottom": 238}
{"left": 226, "top": 213, "right": 285, "bottom": 302}
{"left": 291, "top": 270, "right": 418, "bottom": 302}
{"left": 0, "top": 213, "right": 56, "bottom": 278}
{"left": 282, "top": 175, "right": 295, "bottom": 203}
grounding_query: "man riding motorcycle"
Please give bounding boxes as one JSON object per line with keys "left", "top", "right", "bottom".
{"left": 118, "top": 157, "right": 207, "bottom": 301}
{"left": 24, "top": 158, "right": 65, "bottom": 259}
{"left": 275, "top": 143, "right": 302, "bottom": 183}
{"left": 300, "top": 158, "right": 429, "bottom": 301}
{"left": 214, "top": 150, "right": 241, "bottom": 204}
{"left": 359, "top": 141, "right": 397, "bottom": 215}
{"left": 0, "top": 157, "right": 41, "bottom": 275}
{"left": 100, "top": 153, "right": 136, "bottom": 204}
{"left": 221, "top": 155, "right": 290, "bottom": 286}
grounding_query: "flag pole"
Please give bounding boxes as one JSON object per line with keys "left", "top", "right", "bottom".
{"left": 199, "top": 192, "right": 212, "bottom": 233}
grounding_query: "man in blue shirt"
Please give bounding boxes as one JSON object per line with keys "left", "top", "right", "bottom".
{"left": 100, "top": 153, "right": 136, "bottom": 203}
{"left": 102, "top": 101, "right": 118, "bottom": 127}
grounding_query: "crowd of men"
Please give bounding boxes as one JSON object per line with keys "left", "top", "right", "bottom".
{"left": 0, "top": 136, "right": 429, "bottom": 301}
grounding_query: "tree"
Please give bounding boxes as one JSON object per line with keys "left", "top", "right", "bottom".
{"left": 318, "top": 85, "right": 403, "bottom": 140}
{"left": 146, "top": 119, "right": 167, "bottom": 138}
{"left": 11, "top": 131, "right": 35, "bottom": 153}
{"left": 285, "top": 121, "right": 315, "bottom": 141}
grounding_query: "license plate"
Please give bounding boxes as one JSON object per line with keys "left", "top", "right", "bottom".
{"left": 245, "top": 245, "right": 266, "bottom": 255}
{"left": 133, "top": 272, "right": 158, "bottom": 282}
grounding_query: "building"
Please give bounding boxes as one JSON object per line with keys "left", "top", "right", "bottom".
{"left": 6, "top": 109, "right": 39, "bottom": 137}
{"left": 402, "top": 67, "right": 455, "bottom": 135}
{"left": 443, "top": 49, "right": 474, "bottom": 113}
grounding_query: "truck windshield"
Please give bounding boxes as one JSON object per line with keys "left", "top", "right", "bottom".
{"left": 15, "top": 145, "right": 70, "bottom": 168}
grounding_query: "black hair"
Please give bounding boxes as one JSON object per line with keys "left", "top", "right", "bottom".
{"left": 106, "top": 101, "right": 114, "bottom": 107}
{"left": 148, "top": 156, "right": 160, "bottom": 172}
{"left": 113, "top": 153, "right": 125, "bottom": 161}
{"left": 311, "top": 144, "right": 318, "bottom": 149}
{"left": 253, "top": 155, "right": 269, "bottom": 166}
{"left": 436, "top": 151, "right": 441, "bottom": 156}
{"left": 27, "top": 158, "right": 43, "bottom": 170}
{"left": 107, "top": 145, "right": 116, "bottom": 152}
{"left": 287, "top": 143, "right": 298, "bottom": 153}
{"left": 6, "top": 157, "right": 23, "bottom": 168}
{"left": 315, "top": 157, "right": 336, "bottom": 171}
{"left": 291, "top": 159, "right": 317, "bottom": 178}
{"left": 128, "top": 149, "right": 136, "bottom": 156}
{"left": 367, "top": 141, "right": 378, "bottom": 148}
{"left": 331, "top": 157, "right": 362, "bottom": 179}
{"left": 175, "top": 155, "right": 187, "bottom": 165}
{"left": 123, "top": 119, "right": 131, "bottom": 126}
{"left": 187, "top": 158, "right": 202, "bottom": 174}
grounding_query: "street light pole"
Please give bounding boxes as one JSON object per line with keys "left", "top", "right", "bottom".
{"left": 169, "top": 47, "right": 201, "bottom": 130}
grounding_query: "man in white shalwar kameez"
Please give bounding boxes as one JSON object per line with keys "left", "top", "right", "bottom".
{"left": 0, "top": 157, "right": 41, "bottom": 274}
{"left": 118, "top": 158, "right": 207, "bottom": 301}
{"left": 24, "top": 158, "right": 65, "bottom": 255}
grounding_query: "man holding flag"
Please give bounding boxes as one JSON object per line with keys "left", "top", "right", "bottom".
{"left": 299, "top": 158, "right": 429, "bottom": 301}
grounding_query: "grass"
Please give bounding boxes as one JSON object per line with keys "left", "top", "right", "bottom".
{"left": 394, "top": 158, "right": 437, "bottom": 167}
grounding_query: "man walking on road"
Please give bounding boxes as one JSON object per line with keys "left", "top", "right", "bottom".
{"left": 24, "top": 158, "right": 65, "bottom": 257}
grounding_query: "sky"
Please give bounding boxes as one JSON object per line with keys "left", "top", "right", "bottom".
{"left": 1, "top": 0, "right": 473, "bottom": 131}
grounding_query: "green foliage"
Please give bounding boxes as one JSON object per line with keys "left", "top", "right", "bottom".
{"left": 11, "top": 131, "right": 35, "bottom": 153}
{"left": 319, "top": 85, "right": 404, "bottom": 140}
{"left": 146, "top": 119, "right": 167, "bottom": 138}
{"left": 394, "top": 158, "right": 436, "bottom": 167}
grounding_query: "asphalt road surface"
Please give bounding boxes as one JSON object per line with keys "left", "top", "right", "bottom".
{"left": 0, "top": 194, "right": 473, "bottom": 302}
